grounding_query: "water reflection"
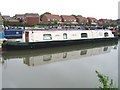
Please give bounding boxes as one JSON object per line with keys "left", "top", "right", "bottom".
{"left": 2, "top": 41, "right": 118, "bottom": 67}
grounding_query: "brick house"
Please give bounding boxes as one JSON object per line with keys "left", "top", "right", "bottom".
{"left": 41, "top": 14, "right": 62, "bottom": 24}
{"left": 87, "top": 17, "right": 98, "bottom": 25}
{"left": 2, "top": 15, "right": 21, "bottom": 25}
{"left": 24, "top": 13, "right": 40, "bottom": 25}
{"left": 98, "top": 19, "right": 104, "bottom": 25}
{"left": 7, "top": 19, "right": 20, "bottom": 25}
{"left": 61, "top": 15, "right": 78, "bottom": 24}
{"left": 14, "top": 14, "right": 25, "bottom": 20}
{"left": 98, "top": 19, "right": 113, "bottom": 25}
{"left": 2, "top": 15, "right": 11, "bottom": 21}
{"left": 76, "top": 16, "right": 88, "bottom": 25}
{"left": 100, "top": 19, "right": 113, "bottom": 25}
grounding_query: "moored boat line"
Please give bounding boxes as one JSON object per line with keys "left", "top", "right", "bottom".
{"left": 2, "top": 27, "right": 118, "bottom": 50}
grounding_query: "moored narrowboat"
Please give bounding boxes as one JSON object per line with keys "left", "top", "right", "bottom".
{"left": 2, "top": 27, "right": 118, "bottom": 50}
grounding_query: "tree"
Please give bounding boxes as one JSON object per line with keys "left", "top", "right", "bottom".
{"left": 40, "top": 12, "right": 51, "bottom": 21}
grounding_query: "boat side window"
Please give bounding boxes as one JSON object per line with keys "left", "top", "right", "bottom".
{"left": 43, "top": 55, "right": 52, "bottom": 61}
{"left": 104, "top": 32, "right": 109, "bottom": 37}
{"left": 103, "top": 47, "right": 108, "bottom": 51}
{"left": 81, "top": 33, "right": 88, "bottom": 38}
{"left": 63, "top": 33, "right": 67, "bottom": 39}
{"left": 80, "top": 50, "right": 87, "bottom": 55}
{"left": 43, "top": 34, "right": 52, "bottom": 40}
{"left": 63, "top": 52, "right": 67, "bottom": 58}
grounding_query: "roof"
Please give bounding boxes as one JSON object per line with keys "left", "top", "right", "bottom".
{"left": 87, "top": 17, "right": 97, "bottom": 21}
{"left": 44, "top": 14, "right": 61, "bottom": 20}
{"left": 14, "top": 14, "right": 25, "bottom": 18}
{"left": 25, "top": 13, "right": 39, "bottom": 17}
{"left": 8, "top": 19, "right": 19, "bottom": 22}
{"left": 77, "top": 16, "right": 88, "bottom": 21}
{"left": 2, "top": 15, "right": 11, "bottom": 20}
{"left": 61, "top": 15, "right": 76, "bottom": 20}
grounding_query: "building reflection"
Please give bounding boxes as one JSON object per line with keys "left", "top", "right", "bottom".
{"left": 2, "top": 41, "right": 118, "bottom": 66}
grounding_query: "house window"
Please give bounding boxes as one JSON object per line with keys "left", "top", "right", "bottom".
{"left": 43, "top": 34, "right": 52, "bottom": 40}
{"left": 81, "top": 33, "right": 88, "bottom": 38}
{"left": 63, "top": 33, "right": 67, "bottom": 39}
{"left": 104, "top": 32, "right": 109, "bottom": 37}
{"left": 48, "top": 19, "right": 50, "bottom": 21}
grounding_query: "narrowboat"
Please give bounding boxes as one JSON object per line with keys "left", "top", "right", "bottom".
{"left": 2, "top": 27, "right": 118, "bottom": 50}
{"left": 4, "top": 28, "right": 24, "bottom": 39}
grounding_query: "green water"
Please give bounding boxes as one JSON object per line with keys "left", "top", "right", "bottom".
{"left": 1, "top": 40, "right": 119, "bottom": 88}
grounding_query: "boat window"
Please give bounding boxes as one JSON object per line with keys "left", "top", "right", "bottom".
{"left": 63, "top": 52, "right": 67, "bottom": 58}
{"left": 80, "top": 50, "right": 87, "bottom": 55}
{"left": 81, "top": 33, "right": 88, "bottom": 38}
{"left": 43, "top": 55, "right": 52, "bottom": 61}
{"left": 63, "top": 33, "right": 67, "bottom": 39}
{"left": 104, "top": 32, "right": 109, "bottom": 37}
{"left": 103, "top": 47, "right": 108, "bottom": 51}
{"left": 43, "top": 34, "right": 52, "bottom": 40}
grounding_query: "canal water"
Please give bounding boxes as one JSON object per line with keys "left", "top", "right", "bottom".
{"left": 1, "top": 40, "right": 119, "bottom": 88}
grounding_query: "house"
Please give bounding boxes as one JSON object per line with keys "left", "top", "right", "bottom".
{"left": 61, "top": 15, "right": 78, "bottom": 24}
{"left": 24, "top": 13, "right": 40, "bottom": 25}
{"left": 76, "top": 16, "right": 88, "bottom": 25}
{"left": 98, "top": 19, "right": 113, "bottom": 25}
{"left": 14, "top": 14, "right": 25, "bottom": 20}
{"left": 2, "top": 15, "right": 11, "bottom": 21}
{"left": 2, "top": 15, "right": 20, "bottom": 26}
{"left": 87, "top": 17, "right": 98, "bottom": 25}
{"left": 7, "top": 19, "right": 20, "bottom": 25}
{"left": 41, "top": 14, "right": 62, "bottom": 24}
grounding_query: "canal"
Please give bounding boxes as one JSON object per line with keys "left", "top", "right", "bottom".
{"left": 1, "top": 40, "right": 119, "bottom": 88}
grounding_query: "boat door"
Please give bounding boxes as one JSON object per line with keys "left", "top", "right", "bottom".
{"left": 25, "top": 32, "right": 29, "bottom": 42}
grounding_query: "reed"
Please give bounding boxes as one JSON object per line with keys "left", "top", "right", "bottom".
{"left": 95, "top": 70, "right": 116, "bottom": 89}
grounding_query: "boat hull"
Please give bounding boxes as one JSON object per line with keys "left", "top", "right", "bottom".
{"left": 2, "top": 37, "right": 118, "bottom": 51}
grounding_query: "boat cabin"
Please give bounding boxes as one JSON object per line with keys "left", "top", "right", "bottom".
{"left": 21, "top": 29, "right": 114, "bottom": 43}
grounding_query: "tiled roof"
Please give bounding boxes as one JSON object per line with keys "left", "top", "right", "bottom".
{"left": 61, "top": 15, "right": 76, "bottom": 21}
{"left": 44, "top": 14, "right": 61, "bottom": 20}
{"left": 77, "top": 16, "right": 88, "bottom": 21}
{"left": 2, "top": 15, "right": 11, "bottom": 20}
{"left": 14, "top": 14, "right": 25, "bottom": 18}
{"left": 87, "top": 17, "right": 97, "bottom": 20}
{"left": 8, "top": 19, "right": 19, "bottom": 22}
{"left": 25, "top": 13, "right": 39, "bottom": 17}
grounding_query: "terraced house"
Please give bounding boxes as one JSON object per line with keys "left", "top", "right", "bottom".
{"left": 2, "top": 15, "right": 20, "bottom": 26}
{"left": 24, "top": 13, "right": 40, "bottom": 25}
{"left": 61, "top": 15, "right": 78, "bottom": 24}
{"left": 41, "top": 14, "right": 62, "bottom": 24}
{"left": 76, "top": 16, "right": 88, "bottom": 25}
{"left": 87, "top": 17, "right": 98, "bottom": 25}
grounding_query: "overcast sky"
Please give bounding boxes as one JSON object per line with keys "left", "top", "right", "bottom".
{"left": 0, "top": 0, "right": 119, "bottom": 19}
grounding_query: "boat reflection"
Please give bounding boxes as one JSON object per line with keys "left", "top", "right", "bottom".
{"left": 2, "top": 41, "right": 118, "bottom": 66}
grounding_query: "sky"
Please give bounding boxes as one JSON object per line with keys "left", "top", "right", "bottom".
{"left": 0, "top": 0, "right": 119, "bottom": 20}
